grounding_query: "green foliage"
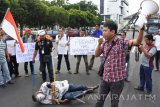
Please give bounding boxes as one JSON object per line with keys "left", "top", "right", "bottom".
{"left": 47, "top": 6, "right": 69, "bottom": 27}
{"left": 0, "top": 0, "right": 10, "bottom": 22}
{"left": 106, "top": 18, "right": 113, "bottom": 23}
{"left": 0, "top": 0, "right": 101, "bottom": 29}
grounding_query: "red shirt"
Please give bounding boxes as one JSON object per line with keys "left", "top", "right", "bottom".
{"left": 101, "top": 38, "right": 129, "bottom": 82}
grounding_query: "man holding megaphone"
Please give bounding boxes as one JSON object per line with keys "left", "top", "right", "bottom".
{"left": 95, "top": 14, "right": 151, "bottom": 107}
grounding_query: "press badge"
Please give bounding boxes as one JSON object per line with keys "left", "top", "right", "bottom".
{"left": 42, "top": 49, "right": 44, "bottom": 54}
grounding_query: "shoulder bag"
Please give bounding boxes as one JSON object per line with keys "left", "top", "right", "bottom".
{"left": 98, "top": 40, "right": 117, "bottom": 77}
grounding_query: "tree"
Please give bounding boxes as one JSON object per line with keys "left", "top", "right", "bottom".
{"left": 68, "top": 9, "right": 98, "bottom": 28}
{"left": 25, "top": 0, "right": 48, "bottom": 28}
{"left": 0, "top": 0, "right": 10, "bottom": 22}
{"left": 46, "top": 6, "right": 69, "bottom": 28}
{"left": 51, "top": 0, "right": 65, "bottom": 7}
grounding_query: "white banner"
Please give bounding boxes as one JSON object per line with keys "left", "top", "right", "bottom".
{"left": 16, "top": 43, "right": 39, "bottom": 63}
{"left": 6, "top": 40, "right": 16, "bottom": 56}
{"left": 70, "top": 37, "right": 98, "bottom": 55}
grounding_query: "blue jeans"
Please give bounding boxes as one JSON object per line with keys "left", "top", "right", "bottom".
{"left": 0, "top": 61, "right": 11, "bottom": 85}
{"left": 139, "top": 64, "right": 152, "bottom": 93}
{"left": 62, "top": 84, "right": 88, "bottom": 100}
{"left": 40, "top": 55, "right": 53, "bottom": 82}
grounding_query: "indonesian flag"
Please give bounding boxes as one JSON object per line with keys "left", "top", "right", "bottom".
{"left": 1, "top": 8, "right": 25, "bottom": 53}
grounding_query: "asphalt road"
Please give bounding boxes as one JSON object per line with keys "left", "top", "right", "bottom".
{"left": 0, "top": 31, "right": 160, "bottom": 107}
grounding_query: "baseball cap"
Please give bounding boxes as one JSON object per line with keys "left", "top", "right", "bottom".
{"left": 25, "top": 28, "right": 31, "bottom": 33}
{"left": 38, "top": 30, "right": 46, "bottom": 36}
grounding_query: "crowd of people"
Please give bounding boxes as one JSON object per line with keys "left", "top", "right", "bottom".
{"left": 0, "top": 15, "right": 160, "bottom": 107}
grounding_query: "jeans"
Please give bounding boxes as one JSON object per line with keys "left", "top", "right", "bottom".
{"left": 0, "top": 61, "right": 11, "bottom": 85}
{"left": 95, "top": 79, "right": 124, "bottom": 107}
{"left": 139, "top": 64, "right": 152, "bottom": 93}
{"left": 57, "top": 53, "right": 70, "bottom": 71}
{"left": 75, "top": 55, "right": 88, "bottom": 72}
{"left": 40, "top": 55, "right": 53, "bottom": 82}
{"left": 62, "top": 84, "right": 88, "bottom": 100}
{"left": 24, "top": 61, "right": 34, "bottom": 74}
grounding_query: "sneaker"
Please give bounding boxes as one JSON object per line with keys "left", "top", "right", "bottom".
{"left": 154, "top": 69, "right": 159, "bottom": 71}
{"left": 68, "top": 70, "right": 72, "bottom": 74}
{"left": 74, "top": 72, "right": 79, "bottom": 74}
{"left": 83, "top": 89, "right": 94, "bottom": 94}
{"left": 88, "top": 85, "right": 99, "bottom": 90}
{"left": 124, "top": 78, "right": 130, "bottom": 82}
{"left": 25, "top": 74, "right": 29, "bottom": 77}
{"left": 7, "top": 81, "right": 14, "bottom": 84}
{"left": 55, "top": 70, "right": 60, "bottom": 74}
{"left": 0, "top": 84, "right": 7, "bottom": 88}
{"left": 145, "top": 93, "right": 152, "bottom": 98}
{"left": 134, "top": 86, "right": 144, "bottom": 91}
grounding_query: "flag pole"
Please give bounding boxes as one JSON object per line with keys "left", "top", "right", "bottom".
{"left": 1, "top": 8, "right": 10, "bottom": 26}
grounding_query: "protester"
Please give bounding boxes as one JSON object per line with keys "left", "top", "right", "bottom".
{"left": 32, "top": 80, "right": 99, "bottom": 104}
{"left": 22, "top": 28, "right": 36, "bottom": 76}
{"left": 153, "top": 30, "right": 160, "bottom": 71}
{"left": 5, "top": 36, "right": 20, "bottom": 78}
{"left": 89, "top": 23, "right": 103, "bottom": 70}
{"left": 74, "top": 29, "right": 89, "bottom": 75}
{"left": 120, "top": 31, "right": 131, "bottom": 82}
{"left": 0, "top": 29, "right": 14, "bottom": 88}
{"left": 32, "top": 30, "right": 54, "bottom": 83}
{"left": 55, "top": 27, "right": 71, "bottom": 74}
{"left": 134, "top": 34, "right": 157, "bottom": 97}
{"left": 94, "top": 16, "right": 149, "bottom": 107}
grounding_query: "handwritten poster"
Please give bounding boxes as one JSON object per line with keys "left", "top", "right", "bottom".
{"left": 70, "top": 37, "right": 98, "bottom": 55}
{"left": 16, "top": 43, "right": 39, "bottom": 63}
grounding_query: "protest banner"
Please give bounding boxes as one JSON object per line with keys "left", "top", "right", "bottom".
{"left": 16, "top": 43, "right": 39, "bottom": 63}
{"left": 70, "top": 37, "right": 98, "bottom": 55}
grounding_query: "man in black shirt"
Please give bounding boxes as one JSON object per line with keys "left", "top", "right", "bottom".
{"left": 33, "top": 30, "right": 54, "bottom": 82}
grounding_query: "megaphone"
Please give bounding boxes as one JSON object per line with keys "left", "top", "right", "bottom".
{"left": 134, "top": 0, "right": 159, "bottom": 29}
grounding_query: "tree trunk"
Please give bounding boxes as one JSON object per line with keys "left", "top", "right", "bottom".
{"left": 20, "top": 24, "right": 24, "bottom": 37}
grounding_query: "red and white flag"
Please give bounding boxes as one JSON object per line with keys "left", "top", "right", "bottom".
{"left": 1, "top": 8, "right": 25, "bottom": 53}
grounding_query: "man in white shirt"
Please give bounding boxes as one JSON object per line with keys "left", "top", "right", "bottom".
{"left": 55, "top": 27, "right": 71, "bottom": 74}
{"left": 32, "top": 80, "right": 99, "bottom": 104}
{"left": 153, "top": 31, "right": 160, "bottom": 71}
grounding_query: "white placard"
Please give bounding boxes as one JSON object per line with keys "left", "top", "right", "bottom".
{"left": 70, "top": 37, "right": 98, "bottom": 55}
{"left": 16, "top": 43, "right": 39, "bottom": 63}
{"left": 58, "top": 45, "right": 68, "bottom": 55}
{"left": 6, "top": 40, "right": 16, "bottom": 56}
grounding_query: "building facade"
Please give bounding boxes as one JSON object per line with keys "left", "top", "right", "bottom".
{"left": 100, "top": 0, "right": 129, "bottom": 24}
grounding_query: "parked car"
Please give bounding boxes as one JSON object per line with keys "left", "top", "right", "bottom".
{"left": 47, "top": 30, "right": 59, "bottom": 40}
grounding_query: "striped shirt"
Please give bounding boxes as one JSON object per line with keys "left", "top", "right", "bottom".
{"left": 101, "top": 38, "right": 129, "bottom": 82}
{"left": 0, "top": 40, "right": 7, "bottom": 63}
